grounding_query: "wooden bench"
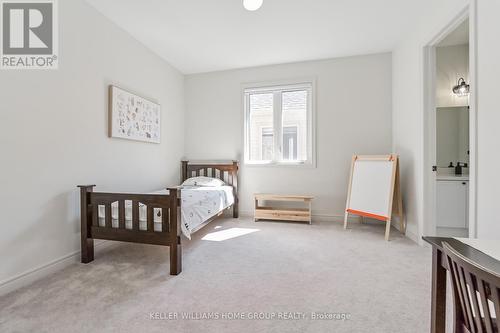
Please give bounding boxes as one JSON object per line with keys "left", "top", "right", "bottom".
{"left": 254, "top": 194, "right": 314, "bottom": 224}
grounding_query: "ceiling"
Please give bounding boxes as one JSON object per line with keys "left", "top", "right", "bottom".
{"left": 86, "top": 0, "right": 430, "bottom": 74}
{"left": 438, "top": 19, "right": 469, "bottom": 47}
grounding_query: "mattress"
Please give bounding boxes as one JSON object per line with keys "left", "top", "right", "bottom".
{"left": 97, "top": 186, "right": 234, "bottom": 239}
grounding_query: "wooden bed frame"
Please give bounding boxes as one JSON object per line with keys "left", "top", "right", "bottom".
{"left": 78, "top": 160, "right": 239, "bottom": 275}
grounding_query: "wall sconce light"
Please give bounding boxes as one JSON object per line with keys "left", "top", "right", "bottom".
{"left": 452, "top": 78, "right": 470, "bottom": 96}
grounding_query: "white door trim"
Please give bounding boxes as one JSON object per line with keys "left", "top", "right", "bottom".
{"left": 422, "top": 2, "right": 478, "bottom": 240}
{"left": 468, "top": 1, "right": 478, "bottom": 238}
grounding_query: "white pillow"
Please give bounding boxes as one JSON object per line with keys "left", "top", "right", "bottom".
{"left": 182, "top": 176, "right": 225, "bottom": 187}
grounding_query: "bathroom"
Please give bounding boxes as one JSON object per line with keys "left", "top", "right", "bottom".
{"left": 434, "top": 19, "right": 470, "bottom": 237}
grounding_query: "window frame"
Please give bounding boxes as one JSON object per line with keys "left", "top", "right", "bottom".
{"left": 243, "top": 79, "right": 316, "bottom": 167}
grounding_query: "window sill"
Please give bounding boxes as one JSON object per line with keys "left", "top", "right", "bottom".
{"left": 244, "top": 161, "right": 316, "bottom": 169}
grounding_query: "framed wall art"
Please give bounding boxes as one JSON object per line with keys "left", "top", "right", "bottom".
{"left": 109, "top": 85, "right": 161, "bottom": 143}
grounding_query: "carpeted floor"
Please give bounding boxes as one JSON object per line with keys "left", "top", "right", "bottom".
{"left": 0, "top": 218, "right": 432, "bottom": 333}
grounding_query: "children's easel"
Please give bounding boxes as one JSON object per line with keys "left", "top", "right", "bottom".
{"left": 343, "top": 154, "right": 405, "bottom": 241}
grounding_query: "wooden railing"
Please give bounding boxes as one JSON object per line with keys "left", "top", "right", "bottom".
{"left": 89, "top": 192, "right": 172, "bottom": 233}
{"left": 78, "top": 185, "right": 181, "bottom": 275}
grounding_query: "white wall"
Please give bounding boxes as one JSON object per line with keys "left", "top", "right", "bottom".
{"left": 392, "top": 0, "right": 470, "bottom": 242}
{"left": 0, "top": 0, "right": 185, "bottom": 288}
{"left": 185, "top": 54, "right": 393, "bottom": 218}
{"left": 476, "top": 0, "right": 500, "bottom": 238}
{"left": 393, "top": 0, "right": 500, "bottom": 241}
{"left": 436, "top": 44, "right": 469, "bottom": 108}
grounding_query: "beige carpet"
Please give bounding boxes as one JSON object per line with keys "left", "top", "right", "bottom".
{"left": 0, "top": 218, "right": 431, "bottom": 333}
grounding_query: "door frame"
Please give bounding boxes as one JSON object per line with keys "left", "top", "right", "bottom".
{"left": 422, "top": 2, "right": 478, "bottom": 239}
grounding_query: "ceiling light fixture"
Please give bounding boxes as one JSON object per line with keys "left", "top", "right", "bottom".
{"left": 243, "top": 0, "right": 263, "bottom": 11}
{"left": 452, "top": 77, "right": 470, "bottom": 96}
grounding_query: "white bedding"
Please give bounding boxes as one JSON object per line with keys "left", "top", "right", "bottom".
{"left": 180, "top": 185, "right": 234, "bottom": 238}
{"left": 97, "top": 186, "right": 234, "bottom": 239}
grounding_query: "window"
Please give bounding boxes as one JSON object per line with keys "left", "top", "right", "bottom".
{"left": 244, "top": 82, "right": 314, "bottom": 165}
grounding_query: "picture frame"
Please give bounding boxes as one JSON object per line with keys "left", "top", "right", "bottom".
{"left": 108, "top": 85, "right": 161, "bottom": 143}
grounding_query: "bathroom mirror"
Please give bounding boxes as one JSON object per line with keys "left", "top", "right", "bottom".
{"left": 436, "top": 106, "right": 469, "bottom": 167}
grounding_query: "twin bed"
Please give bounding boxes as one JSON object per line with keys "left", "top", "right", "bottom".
{"left": 78, "top": 161, "right": 239, "bottom": 275}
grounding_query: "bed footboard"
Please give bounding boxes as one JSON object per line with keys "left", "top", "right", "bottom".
{"left": 77, "top": 185, "right": 181, "bottom": 275}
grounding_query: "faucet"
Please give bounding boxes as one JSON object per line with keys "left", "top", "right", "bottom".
{"left": 455, "top": 162, "right": 468, "bottom": 175}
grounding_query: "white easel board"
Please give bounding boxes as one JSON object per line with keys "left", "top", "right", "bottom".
{"left": 344, "top": 155, "right": 404, "bottom": 241}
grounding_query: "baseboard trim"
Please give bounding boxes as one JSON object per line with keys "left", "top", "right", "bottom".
{"left": 0, "top": 240, "right": 117, "bottom": 297}
{"left": 404, "top": 228, "right": 419, "bottom": 244}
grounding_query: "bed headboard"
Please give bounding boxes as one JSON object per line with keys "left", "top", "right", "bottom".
{"left": 181, "top": 160, "right": 239, "bottom": 218}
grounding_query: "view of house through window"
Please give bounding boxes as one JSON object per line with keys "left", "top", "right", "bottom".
{"left": 245, "top": 82, "right": 313, "bottom": 165}
{"left": 248, "top": 93, "right": 274, "bottom": 161}
{"left": 283, "top": 126, "right": 298, "bottom": 160}
{"left": 261, "top": 127, "right": 274, "bottom": 160}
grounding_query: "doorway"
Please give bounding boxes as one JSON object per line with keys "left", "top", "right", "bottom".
{"left": 423, "top": 6, "right": 477, "bottom": 239}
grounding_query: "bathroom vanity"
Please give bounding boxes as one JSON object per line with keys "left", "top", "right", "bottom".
{"left": 436, "top": 174, "right": 469, "bottom": 229}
